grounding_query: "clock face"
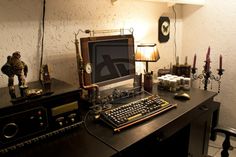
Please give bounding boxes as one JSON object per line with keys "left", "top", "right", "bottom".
{"left": 161, "top": 21, "right": 170, "bottom": 36}
{"left": 158, "top": 16, "right": 170, "bottom": 43}
{"left": 85, "top": 63, "right": 92, "bottom": 74}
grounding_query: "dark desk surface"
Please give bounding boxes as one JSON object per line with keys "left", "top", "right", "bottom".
{"left": 2, "top": 126, "right": 116, "bottom": 157}
{"left": 85, "top": 87, "right": 217, "bottom": 152}
{"left": 1, "top": 82, "right": 218, "bottom": 157}
{"left": 0, "top": 78, "right": 80, "bottom": 110}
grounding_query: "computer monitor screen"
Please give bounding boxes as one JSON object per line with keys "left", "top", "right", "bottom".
{"left": 80, "top": 35, "right": 135, "bottom": 89}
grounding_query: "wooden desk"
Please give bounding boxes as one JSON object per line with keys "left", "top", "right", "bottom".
{"left": 85, "top": 87, "right": 219, "bottom": 157}
{"left": 0, "top": 82, "right": 219, "bottom": 157}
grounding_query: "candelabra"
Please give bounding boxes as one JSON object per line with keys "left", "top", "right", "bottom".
{"left": 191, "top": 60, "right": 224, "bottom": 93}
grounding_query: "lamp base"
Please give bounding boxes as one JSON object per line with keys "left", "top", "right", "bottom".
{"left": 144, "top": 72, "right": 153, "bottom": 92}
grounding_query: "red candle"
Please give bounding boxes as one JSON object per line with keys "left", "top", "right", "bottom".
{"left": 219, "top": 54, "right": 222, "bottom": 70}
{"left": 193, "top": 54, "right": 196, "bottom": 69}
{"left": 206, "top": 57, "right": 210, "bottom": 72}
{"left": 206, "top": 46, "right": 210, "bottom": 60}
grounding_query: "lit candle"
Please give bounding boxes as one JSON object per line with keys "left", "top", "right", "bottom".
{"left": 193, "top": 54, "right": 196, "bottom": 69}
{"left": 219, "top": 54, "right": 222, "bottom": 70}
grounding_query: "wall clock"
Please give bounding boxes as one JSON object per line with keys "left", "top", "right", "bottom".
{"left": 158, "top": 16, "right": 170, "bottom": 43}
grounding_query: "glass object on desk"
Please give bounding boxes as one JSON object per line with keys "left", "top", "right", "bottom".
{"left": 157, "top": 74, "right": 191, "bottom": 92}
{"left": 133, "top": 73, "right": 142, "bottom": 92}
{"left": 183, "top": 77, "right": 191, "bottom": 90}
{"left": 169, "top": 79, "right": 177, "bottom": 92}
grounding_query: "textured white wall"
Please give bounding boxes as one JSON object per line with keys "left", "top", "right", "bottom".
{"left": 182, "top": 0, "right": 236, "bottom": 128}
{"left": 1, "top": 0, "right": 232, "bottom": 128}
{"left": 0, "top": 0, "right": 181, "bottom": 87}
{"left": 0, "top": 0, "right": 42, "bottom": 87}
{"left": 1, "top": 0, "right": 233, "bottom": 131}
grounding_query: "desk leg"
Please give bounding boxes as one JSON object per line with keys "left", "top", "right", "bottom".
{"left": 210, "top": 101, "right": 220, "bottom": 141}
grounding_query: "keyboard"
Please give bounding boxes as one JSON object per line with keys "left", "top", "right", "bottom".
{"left": 100, "top": 95, "right": 177, "bottom": 132}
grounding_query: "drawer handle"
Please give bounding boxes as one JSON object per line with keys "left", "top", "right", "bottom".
{"left": 156, "top": 133, "right": 164, "bottom": 142}
{"left": 199, "top": 105, "right": 209, "bottom": 111}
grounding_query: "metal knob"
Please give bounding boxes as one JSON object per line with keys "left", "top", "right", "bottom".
{"left": 3, "top": 123, "right": 19, "bottom": 139}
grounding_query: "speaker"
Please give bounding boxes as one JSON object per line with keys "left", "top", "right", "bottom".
{"left": 158, "top": 16, "right": 170, "bottom": 43}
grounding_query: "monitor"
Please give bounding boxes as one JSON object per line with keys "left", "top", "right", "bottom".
{"left": 80, "top": 34, "right": 135, "bottom": 90}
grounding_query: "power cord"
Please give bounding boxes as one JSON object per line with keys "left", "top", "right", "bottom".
{"left": 208, "top": 144, "right": 222, "bottom": 149}
{"left": 39, "top": 0, "right": 46, "bottom": 81}
{"left": 208, "top": 144, "right": 236, "bottom": 150}
{"left": 83, "top": 110, "right": 120, "bottom": 153}
{"left": 172, "top": 5, "right": 177, "bottom": 64}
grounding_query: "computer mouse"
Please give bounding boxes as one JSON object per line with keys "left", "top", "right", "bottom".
{"left": 174, "top": 92, "right": 190, "bottom": 100}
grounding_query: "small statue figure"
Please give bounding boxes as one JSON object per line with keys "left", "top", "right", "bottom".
{"left": 1, "top": 51, "right": 28, "bottom": 98}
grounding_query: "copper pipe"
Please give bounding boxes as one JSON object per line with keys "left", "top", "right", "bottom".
{"left": 74, "top": 33, "right": 99, "bottom": 102}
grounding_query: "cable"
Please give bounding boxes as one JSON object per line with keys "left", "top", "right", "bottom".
{"left": 209, "top": 144, "right": 236, "bottom": 150}
{"left": 39, "top": 0, "right": 46, "bottom": 80}
{"left": 83, "top": 110, "right": 120, "bottom": 153}
{"left": 208, "top": 144, "right": 222, "bottom": 149}
{"left": 172, "top": 5, "right": 177, "bottom": 64}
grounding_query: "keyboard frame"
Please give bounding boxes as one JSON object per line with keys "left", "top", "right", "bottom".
{"left": 100, "top": 94, "right": 177, "bottom": 132}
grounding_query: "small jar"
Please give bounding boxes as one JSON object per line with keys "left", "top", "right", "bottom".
{"left": 183, "top": 77, "right": 191, "bottom": 90}
{"left": 169, "top": 79, "right": 177, "bottom": 92}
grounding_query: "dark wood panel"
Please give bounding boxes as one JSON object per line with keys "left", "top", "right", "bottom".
{"left": 2, "top": 126, "right": 116, "bottom": 157}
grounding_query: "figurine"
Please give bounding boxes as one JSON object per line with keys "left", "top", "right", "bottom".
{"left": 1, "top": 51, "right": 28, "bottom": 98}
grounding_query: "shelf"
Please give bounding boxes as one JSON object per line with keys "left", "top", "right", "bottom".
{"left": 136, "top": 0, "right": 206, "bottom": 5}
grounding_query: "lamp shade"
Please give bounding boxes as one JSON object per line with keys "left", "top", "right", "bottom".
{"left": 135, "top": 43, "right": 160, "bottom": 62}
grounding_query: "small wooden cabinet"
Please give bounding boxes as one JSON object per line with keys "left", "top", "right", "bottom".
{"left": 188, "top": 101, "right": 220, "bottom": 157}
{"left": 188, "top": 107, "right": 212, "bottom": 156}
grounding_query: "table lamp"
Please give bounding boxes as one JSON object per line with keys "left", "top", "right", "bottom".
{"left": 135, "top": 43, "right": 160, "bottom": 91}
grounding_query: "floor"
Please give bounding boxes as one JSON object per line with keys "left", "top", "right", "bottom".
{"left": 208, "top": 135, "right": 236, "bottom": 157}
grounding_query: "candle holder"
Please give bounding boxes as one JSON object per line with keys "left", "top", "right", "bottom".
{"left": 191, "top": 60, "right": 224, "bottom": 93}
